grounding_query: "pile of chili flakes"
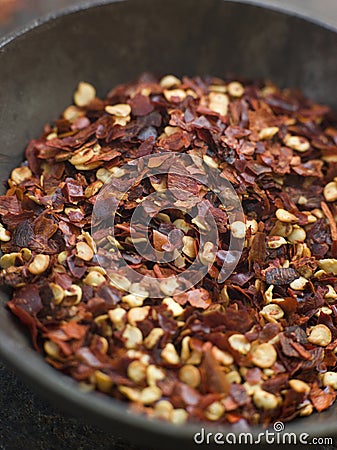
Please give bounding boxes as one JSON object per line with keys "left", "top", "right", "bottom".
{"left": 1, "top": 73, "right": 337, "bottom": 426}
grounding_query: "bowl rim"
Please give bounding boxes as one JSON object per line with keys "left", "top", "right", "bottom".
{"left": 0, "top": 0, "right": 337, "bottom": 444}
{"left": 1, "top": 0, "right": 337, "bottom": 49}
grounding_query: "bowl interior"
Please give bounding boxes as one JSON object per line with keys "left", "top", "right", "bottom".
{"left": 1, "top": 0, "right": 337, "bottom": 447}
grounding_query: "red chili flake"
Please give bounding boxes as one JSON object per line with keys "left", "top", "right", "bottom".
{"left": 152, "top": 230, "right": 169, "bottom": 251}
{"left": 0, "top": 195, "right": 20, "bottom": 216}
{"left": 53, "top": 271, "right": 73, "bottom": 290}
{"left": 7, "top": 284, "right": 43, "bottom": 349}
{"left": 7, "top": 301, "right": 41, "bottom": 350}
{"left": 279, "top": 333, "right": 301, "bottom": 358}
{"left": 167, "top": 172, "right": 199, "bottom": 197}
{"left": 62, "top": 178, "right": 84, "bottom": 202}
{"left": 290, "top": 341, "right": 312, "bottom": 360}
{"left": 229, "top": 383, "right": 249, "bottom": 406}
{"left": 66, "top": 255, "right": 87, "bottom": 279}
{"left": 245, "top": 368, "right": 262, "bottom": 385}
{"left": 60, "top": 321, "right": 88, "bottom": 340}
{"left": 174, "top": 288, "right": 211, "bottom": 309}
{"left": 137, "top": 137, "right": 155, "bottom": 156}
{"left": 10, "top": 284, "right": 42, "bottom": 316}
{"left": 221, "top": 307, "right": 254, "bottom": 333}
{"left": 265, "top": 267, "right": 298, "bottom": 285}
{"left": 248, "top": 232, "right": 266, "bottom": 270}
{"left": 292, "top": 160, "right": 323, "bottom": 177}
{"left": 200, "top": 347, "right": 230, "bottom": 395}
{"left": 76, "top": 347, "right": 103, "bottom": 368}
{"left": 259, "top": 323, "right": 281, "bottom": 342}
{"left": 128, "top": 94, "right": 154, "bottom": 116}
{"left": 262, "top": 374, "right": 289, "bottom": 394}
{"left": 33, "top": 216, "right": 58, "bottom": 240}
{"left": 321, "top": 201, "right": 337, "bottom": 257}
{"left": 310, "top": 385, "right": 336, "bottom": 412}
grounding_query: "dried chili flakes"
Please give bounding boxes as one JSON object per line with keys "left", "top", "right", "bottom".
{"left": 1, "top": 74, "right": 337, "bottom": 427}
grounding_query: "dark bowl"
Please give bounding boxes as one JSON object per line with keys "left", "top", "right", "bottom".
{"left": 1, "top": 0, "right": 337, "bottom": 448}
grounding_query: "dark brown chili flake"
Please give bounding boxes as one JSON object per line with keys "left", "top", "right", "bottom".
{"left": 2, "top": 74, "right": 337, "bottom": 427}
{"left": 265, "top": 267, "right": 298, "bottom": 285}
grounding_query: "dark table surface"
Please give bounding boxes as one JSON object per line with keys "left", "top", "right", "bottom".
{"left": 0, "top": 363, "right": 143, "bottom": 450}
{"left": 1, "top": 1, "right": 337, "bottom": 449}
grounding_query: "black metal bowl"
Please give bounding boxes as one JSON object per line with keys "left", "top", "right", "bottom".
{"left": 1, "top": 1, "right": 337, "bottom": 448}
